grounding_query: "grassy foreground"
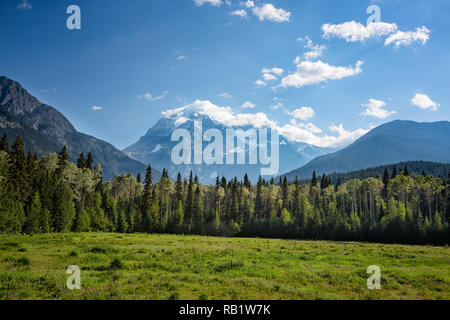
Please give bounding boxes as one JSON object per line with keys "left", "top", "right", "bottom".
{"left": 0, "top": 233, "right": 448, "bottom": 300}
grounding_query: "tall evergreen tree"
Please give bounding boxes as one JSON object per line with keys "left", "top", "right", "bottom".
{"left": 185, "top": 172, "right": 194, "bottom": 229}
{"left": 136, "top": 172, "right": 141, "bottom": 184}
{"left": 8, "top": 135, "right": 30, "bottom": 201}
{"left": 85, "top": 152, "right": 93, "bottom": 170}
{"left": 404, "top": 165, "right": 409, "bottom": 176}
{"left": 392, "top": 165, "right": 397, "bottom": 179}
{"left": 243, "top": 173, "right": 251, "bottom": 189}
{"left": 77, "top": 152, "right": 85, "bottom": 169}
{"left": 24, "top": 191, "right": 42, "bottom": 234}
{"left": 311, "top": 170, "right": 317, "bottom": 187}
{"left": 0, "top": 133, "right": 9, "bottom": 153}
{"left": 52, "top": 181, "right": 76, "bottom": 232}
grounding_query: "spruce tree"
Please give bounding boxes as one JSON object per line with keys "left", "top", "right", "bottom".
{"left": 85, "top": 152, "right": 93, "bottom": 170}
{"left": 311, "top": 170, "right": 317, "bottom": 187}
{"left": 53, "top": 181, "right": 76, "bottom": 232}
{"left": 254, "top": 176, "right": 263, "bottom": 220}
{"left": 24, "top": 191, "right": 42, "bottom": 235}
{"left": 282, "top": 176, "right": 289, "bottom": 209}
{"left": 8, "top": 135, "right": 30, "bottom": 201}
{"left": 193, "top": 185, "right": 204, "bottom": 233}
{"left": 185, "top": 172, "right": 194, "bottom": 230}
{"left": 243, "top": 173, "right": 251, "bottom": 189}
{"left": 0, "top": 133, "right": 9, "bottom": 153}
{"left": 76, "top": 152, "right": 85, "bottom": 169}
{"left": 404, "top": 165, "right": 409, "bottom": 176}
{"left": 391, "top": 165, "right": 397, "bottom": 179}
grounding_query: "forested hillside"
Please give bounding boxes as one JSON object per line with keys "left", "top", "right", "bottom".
{"left": 286, "top": 161, "right": 450, "bottom": 185}
{"left": 0, "top": 76, "right": 147, "bottom": 180}
{"left": 0, "top": 135, "right": 449, "bottom": 245}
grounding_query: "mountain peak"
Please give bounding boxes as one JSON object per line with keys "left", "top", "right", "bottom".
{"left": 0, "top": 76, "right": 42, "bottom": 116}
{"left": 283, "top": 120, "right": 450, "bottom": 179}
{"left": 0, "top": 76, "right": 148, "bottom": 180}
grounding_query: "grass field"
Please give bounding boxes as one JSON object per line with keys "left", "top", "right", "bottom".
{"left": 0, "top": 233, "right": 448, "bottom": 300}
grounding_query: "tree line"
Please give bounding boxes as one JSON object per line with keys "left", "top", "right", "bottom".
{"left": 0, "top": 134, "right": 449, "bottom": 245}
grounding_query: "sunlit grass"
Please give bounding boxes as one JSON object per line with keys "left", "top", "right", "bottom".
{"left": 0, "top": 233, "right": 448, "bottom": 300}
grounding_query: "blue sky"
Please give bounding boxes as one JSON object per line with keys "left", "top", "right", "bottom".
{"left": 0, "top": 0, "right": 449, "bottom": 149}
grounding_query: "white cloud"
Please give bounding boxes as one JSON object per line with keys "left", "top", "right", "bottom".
{"left": 241, "top": 101, "right": 256, "bottom": 109}
{"left": 241, "top": 0, "right": 254, "bottom": 8}
{"left": 289, "top": 119, "right": 323, "bottom": 134}
{"left": 262, "top": 67, "right": 284, "bottom": 76}
{"left": 194, "top": 0, "right": 223, "bottom": 7}
{"left": 92, "top": 106, "right": 102, "bottom": 111}
{"left": 252, "top": 4, "right": 291, "bottom": 23}
{"left": 271, "top": 104, "right": 282, "bottom": 110}
{"left": 230, "top": 9, "right": 247, "bottom": 18}
{"left": 301, "top": 36, "right": 326, "bottom": 60}
{"left": 163, "top": 100, "right": 276, "bottom": 128}
{"left": 361, "top": 98, "right": 396, "bottom": 119}
{"left": 257, "top": 67, "right": 284, "bottom": 86}
{"left": 16, "top": 0, "right": 32, "bottom": 10}
{"left": 177, "top": 55, "right": 188, "bottom": 61}
{"left": 163, "top": 100, "right": 369, "bottom": 148}
{"left": 279, "top": 60, "right": 363, "bottom": 88}
{"left": 138, "top": 91, "right": 168, "bottom": 102}
{"left": 288, "top": 107, "right": 316, "bottom": 121}
{"left": 410, "top": 93, "right": 438, "bottom": 111}
{"left": 255, "top": 79, "right": 267, "bottom": 87}
{"left": 322, "top": 21, "right": 398, "bottom": 42}
{"left": 218, "top": 92, "right": 232, "bottom": 98}
{"left": 262, "top": 73, "right": 277, "bottom": 81}
{"left": 277, "top": 123, "right": 369, "bottom": 148}
{"left": 385, "top": 26, "right": 430, "bottom": 48}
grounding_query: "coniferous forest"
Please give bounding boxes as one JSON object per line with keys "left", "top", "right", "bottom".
{"left": 0, "top": 134, "right": 449, "bottom": 245}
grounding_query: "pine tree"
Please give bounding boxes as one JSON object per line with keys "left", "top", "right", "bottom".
{"left": 136, "top": 165, "right": 153, "bottom": 231}
{"left": 174, "top": 173, "right": 183, "bottom": 203}
{"left": 8, "top": 135, "right": 30, "bottom": 201}
{"left": 185, "top": 172, "right": 194, "bottom": 230}
{"left": 391, "top": 165, "right": 397, "bottom": 179}
{"left": 193, "top": 185, "right": 204, "bottom": 233}
{"left": 244, "top": 173, "right": 251, "bottom": 189}
{"left": 254, "top": 176, "right": 264, "bottom": 220}
{"left": 53, "top": 181, "right": 76, "bottom": 232}
{"left": 311, "top": 171, "right": 317, "bottom": 187}
{"left": 24, "top": 191, "right": 42, "bottom": 234}
{"left": 144, "top": 165, "right": 153, "bottom": 194}
{"left": 90, "top": 192, "right": 106, "bottom": 231}
{"left": 74, "top": 204, "right": 91, "bottom": 232}
{"left": 59, "top": 145, "right": 69, "bottom": 162}
{"left": 103, "top": 190, "right": 118, "bottom": 231}
{"left": 136, "top": 172, "right": 141, "bottom": 184}
{"left": 0, "top": 133, "right": 9, "bottom": 153}
{"left": 404, "top": 165, "right": 409, "bottom": 176}
{"left": 85, "top": 152, "right": 93, "bottom": 170}
{"left": 145, "top": 188, "right": 159, "bottom": 233}
{"left": 282, "top": 176, "right": 289, "bottom": 209}
{"left": 41, "top": 209, "right": 50, "bottom": 233}
{"left": 76, "top": 152, "right": 85, "bottom": 169}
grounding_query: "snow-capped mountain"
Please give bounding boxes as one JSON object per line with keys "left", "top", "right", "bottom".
{"left": 124, "top": 100, "right": 333, "bottom": 183}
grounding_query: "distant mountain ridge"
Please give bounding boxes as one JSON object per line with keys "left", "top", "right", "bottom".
{"left": 123, "top": 104, "right": 333, "bottom": 184}
{"left": 0, "top": 76, "right": 149, "bottom": 180}
{"left": 283, "top": 120, "right": 450, "bottom": 180}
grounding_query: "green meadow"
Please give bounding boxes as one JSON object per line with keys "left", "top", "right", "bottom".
{"left": 0, "top": 233, "right": 448, "bottom": 300}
